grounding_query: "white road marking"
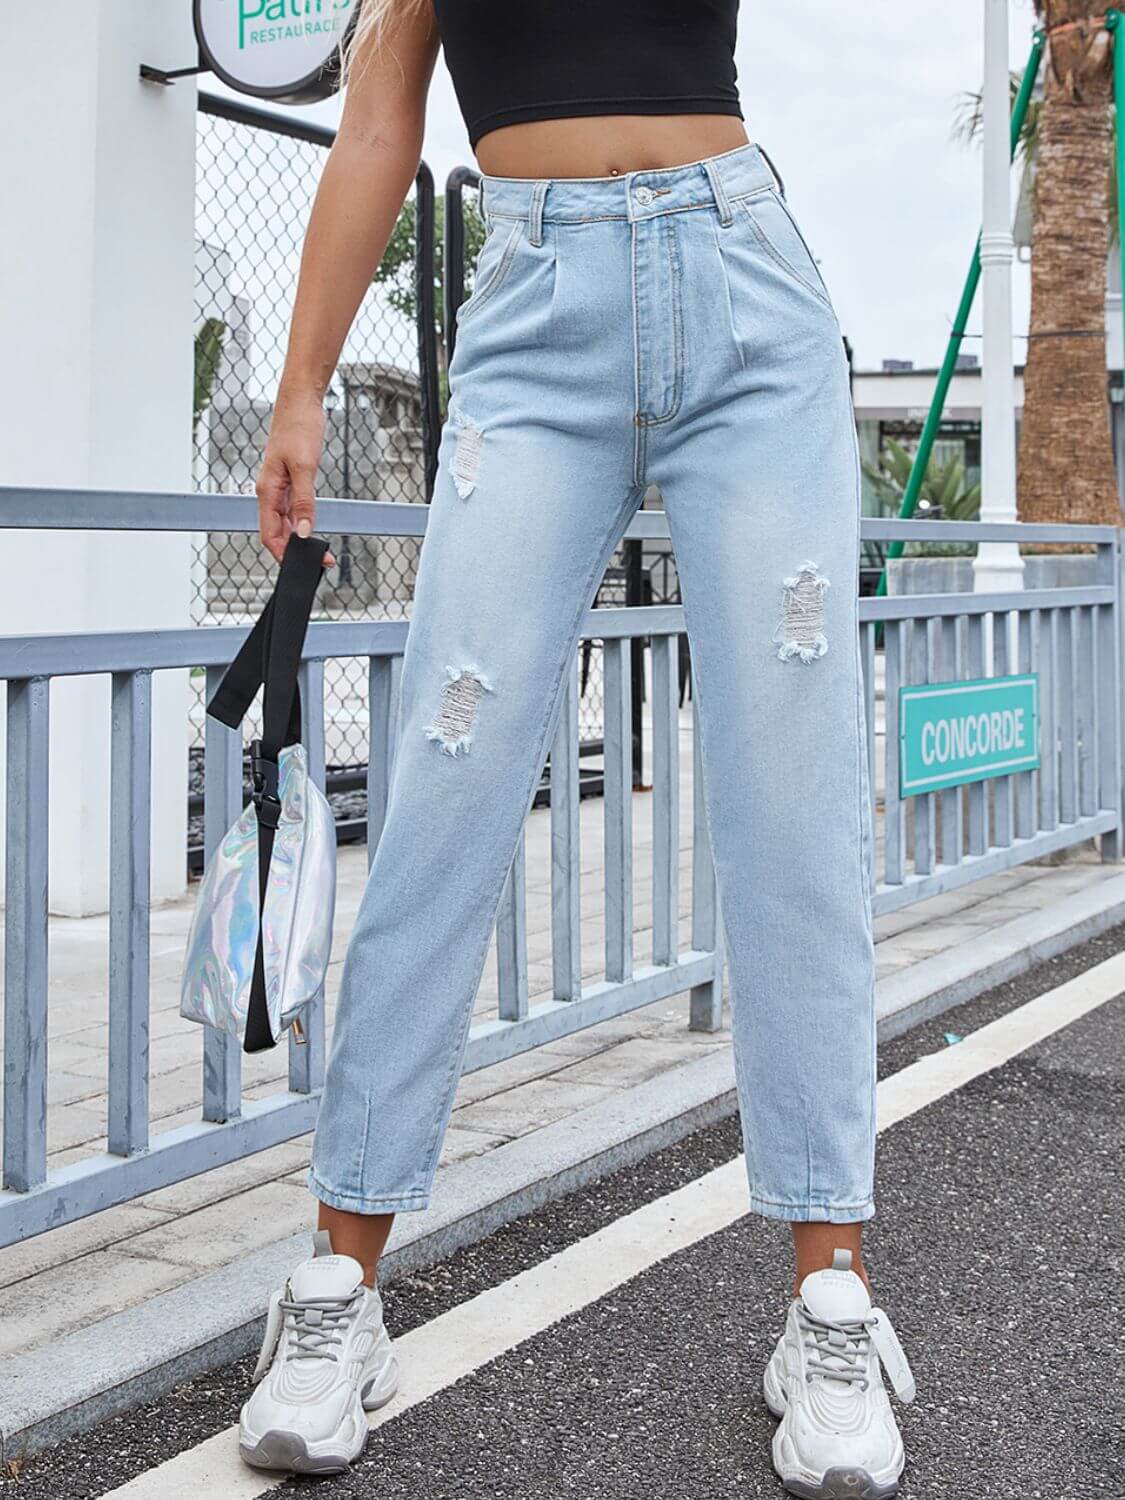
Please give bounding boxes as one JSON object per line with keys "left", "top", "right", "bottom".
{"left": 876, "top": 948, "right": 1125, "bottom": 1132}
{"left": 98, "top": 952, "right": 1125, "bottom": 1499}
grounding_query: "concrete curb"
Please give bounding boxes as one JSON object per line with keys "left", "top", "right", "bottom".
{"left": 874, "top": 870, "right": 1125, "bottom": 1039}
{"left": 4, "top": 871, "right": 1125, "bottom": 1460}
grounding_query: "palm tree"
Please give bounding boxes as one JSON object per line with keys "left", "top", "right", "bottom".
{"left": 956, "top": 67, "right": 1117, "bottom": 241}
{"left": 1018, "top": 4, "right": 1122, "bottom": 526}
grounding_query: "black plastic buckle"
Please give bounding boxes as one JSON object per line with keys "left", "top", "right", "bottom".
{"left": 250, "top": 740, "right": 281, "bottom": 830}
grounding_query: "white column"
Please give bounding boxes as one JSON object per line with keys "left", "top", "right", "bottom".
{"left": 974, "top": 0, "right": 1025, "bottom": 592}
{"left": 0, "top": 1, "right": 196, "bottom": 913}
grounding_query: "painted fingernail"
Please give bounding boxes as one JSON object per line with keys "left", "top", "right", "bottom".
{"left": 296, "top": 519, "right": 312, "bottom": 538}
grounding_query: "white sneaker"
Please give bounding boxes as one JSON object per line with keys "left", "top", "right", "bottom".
{"left": 763, "top": 1249, "right": 915, "bottom": 1500}
{"left": 239, "top": 1230, "right": 400, "bottom": 1475}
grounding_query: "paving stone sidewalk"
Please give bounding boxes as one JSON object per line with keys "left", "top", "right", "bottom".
{"left": 0, "top": 707, "right": 1116, "bottom": 1366}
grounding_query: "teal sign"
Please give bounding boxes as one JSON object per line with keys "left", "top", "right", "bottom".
{"left": 899, "top": 674, "right": 1039, "bottom": 797}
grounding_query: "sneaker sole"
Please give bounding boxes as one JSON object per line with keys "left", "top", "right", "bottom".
{"left": 239, "top": 1429, "right": 363, "bottom": 1476}
{"left": 782, "top": 1472, "right": 900, "bottom": 1500}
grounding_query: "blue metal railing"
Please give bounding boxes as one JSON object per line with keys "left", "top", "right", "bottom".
{"left": 0, "top": 490, "right": 1119, "bottom": 1246}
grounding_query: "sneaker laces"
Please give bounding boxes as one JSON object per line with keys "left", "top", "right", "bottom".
{"left": 797, "top": 1301, "right": 916, "bottom": 1402}
{"left": 280, "top": 1289, "right": 364, "bottom": 1363}
{"left": 798, "top": 1305, "right": 875, "bottom": 1390}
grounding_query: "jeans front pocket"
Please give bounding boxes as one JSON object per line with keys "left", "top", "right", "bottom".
{"left": 456, "top": 218, "right": 523, "bottom": 325}
{"left": 736, "top": 189, "right": 834, "bottom": 311}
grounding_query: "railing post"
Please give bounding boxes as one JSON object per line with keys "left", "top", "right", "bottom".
{"left": 1100, "top": 534, "right": 1125, "bottom": 859}
{"left": 1038, "top": 610, "right": 1059, "bottom": 833}
{"left": 603, "top": 636, "right": 634, "bottom": 984}
{"left": 862, "top": 621, "right": 878, "bottom": 899}
{"left": 1015, "top": 610, "right": 1037, "bottom": 840}
{"left": 911, "top": 620, "right": 936, "bottom": 875}
{"left": 939, "top": 616, "right": 965, "bottom": 865}
{"left": 290, "top": 660, "right": 327, "bottom": 1095}
{"left": 626, "top": 541, "right": 647, "bottom": 787}
{"left": 651, "top": 633, "right": 680, "bottom": 966}
{"left": 108, "top": 669, "right": 152, "bottom": 1157}
{"left": 202, "top": 663, "right": 243, "bottom": 1122}
{"left": 689, "top": 687, "right": 724, "bottom": 1032}
{"left": 549, "top": 657, "right": 582, "bottom": 1002}
{"left": 1058, "top": 608, "right": 1078, "bottom": 825}
{"left": 3, "top": 677, "right": 50, "bottom": 1193}
{"left": 883, "top": 620, "right": 906, "bottom": 885}
{"left": 366, "top": 654, "right": 402, "bottom": 863}
{"left": 966, "top": 614, "right": 989, "bottom": 853}
{"left": 1077, "top": 605, "right": 1097, "bottom": 819}
{"left": 992, "top": 613, "right": 1015, "bottom": 848}
{"left": 497, "top": 832, "right": 529, "bottom": 1021}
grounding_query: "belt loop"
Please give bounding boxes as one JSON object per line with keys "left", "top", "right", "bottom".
{"left": 528, "top": 180, "right": 549, "bottom": 246}
{"left": 703, "top": 157, "right": 734, "bottom": 227}
{"left": 756, "top": 144, "right": 787, "bottom": 199}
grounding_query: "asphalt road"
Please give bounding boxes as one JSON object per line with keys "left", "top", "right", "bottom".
{"left": 5, "top": 926, "right": 1124, "bottom": 1500}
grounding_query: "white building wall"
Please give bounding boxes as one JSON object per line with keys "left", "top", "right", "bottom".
{"left": 0, "top": 1, "right": 197, "bottom": 912}
{"left": 852, "top": 367, "right": 1025, "bottom": 426}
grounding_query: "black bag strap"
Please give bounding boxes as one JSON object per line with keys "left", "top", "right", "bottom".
{"left": 207, "top": 533, "right": 329, "bottom": 753}
{"left": 206, "top": 533, "right": 329, "bottom": 1053}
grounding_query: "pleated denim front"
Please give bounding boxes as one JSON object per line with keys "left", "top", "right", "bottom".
{"left": 310, "top": 143, "right": 876, "bottom": 1224}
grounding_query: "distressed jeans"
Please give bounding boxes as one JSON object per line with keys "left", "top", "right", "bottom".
{"left": 310, "top": 144, "right": 876, "bottom": 1223}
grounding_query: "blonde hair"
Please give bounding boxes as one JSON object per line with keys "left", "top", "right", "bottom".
{"left": 341, "top": 0, "right": 427, "bottom": 82}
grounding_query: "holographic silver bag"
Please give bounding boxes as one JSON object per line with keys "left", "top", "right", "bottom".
{"left": 180, "top": 535, "right": 335, "bottom": 1052}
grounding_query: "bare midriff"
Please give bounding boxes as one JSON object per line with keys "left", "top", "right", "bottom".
{"left": 473, "top": 114, "right": 750, "bottom": 180}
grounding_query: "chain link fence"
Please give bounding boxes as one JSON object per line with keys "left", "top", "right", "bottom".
{"left": 191, "top": 94, "right": 441, "bottom": 860}
{"left": 190, "top": 99, "right": 651, "bottom": 859}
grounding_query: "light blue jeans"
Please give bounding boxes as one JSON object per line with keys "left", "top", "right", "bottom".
{"left": 310, "top": 144, "right": 876, "bottom": 1224}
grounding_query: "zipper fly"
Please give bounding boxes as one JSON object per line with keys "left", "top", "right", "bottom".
{"left": 631, "top": 210, "right": 685, "bottom": 484}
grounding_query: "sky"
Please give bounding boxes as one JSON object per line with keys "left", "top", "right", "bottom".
{"left": 205, "top": 0, "right": 1041, "bottom": 374}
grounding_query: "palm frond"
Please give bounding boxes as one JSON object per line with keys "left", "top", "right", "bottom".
{"left": 954, "top": 70, "right": 1041, "bottom": 162}
{"left": 861, "top": 442, "right": 981, "bottom": 524}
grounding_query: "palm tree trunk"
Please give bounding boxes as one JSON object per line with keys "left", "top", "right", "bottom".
{"left": 1019, "top": 5, "right": 1122, "bottom": 526}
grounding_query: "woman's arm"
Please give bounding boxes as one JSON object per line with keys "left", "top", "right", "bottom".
{"left": 257, "top": 5, "right": 440, "bottom": 562}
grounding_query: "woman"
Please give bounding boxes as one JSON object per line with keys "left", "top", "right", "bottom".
{"left": 241, "top": 2, "right": 915, "bottom": 1494}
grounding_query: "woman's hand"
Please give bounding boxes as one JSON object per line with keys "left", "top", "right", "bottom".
{"left": 256, "top": 388, "right": 335, "bottom": 566}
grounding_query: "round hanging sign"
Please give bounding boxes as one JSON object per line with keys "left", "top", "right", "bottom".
{"left": 194, "top": 0, "right": 356, "bottom": 104}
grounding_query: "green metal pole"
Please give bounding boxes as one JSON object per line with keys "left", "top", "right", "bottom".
{"left": 873, "top": 28, "right": 1045, "bottom": 602}
{"left": 1110, "top": 14, "right": 1125, "bottom": 380}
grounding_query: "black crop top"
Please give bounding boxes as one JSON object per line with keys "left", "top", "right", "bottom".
{"left": 432, "top": 0, "right": 743, "bottom": 148}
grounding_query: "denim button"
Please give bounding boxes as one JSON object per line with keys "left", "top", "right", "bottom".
{"left": 634, "top": 185, "right": 654, "bottom": 206}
